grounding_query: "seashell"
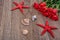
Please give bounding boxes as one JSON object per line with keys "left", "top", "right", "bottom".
{"left": 32, "top": 15, "right": 37, "bottom": 22}
{"left": 21, "top": 18, "right": 29, "bottom": 25}
{"left": 22, "top": 29, "right": 29, "bottom": 35}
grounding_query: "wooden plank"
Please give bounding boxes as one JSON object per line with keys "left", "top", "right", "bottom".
{"left": 0, "top": 0, "right": 12, "bottom": 40}
{"left": 18, "top": 0, "right": 34, "bottom": 40}
{"left": 29, "top": 0, "right": 41, "bottom": 40}
{"left": 46, "top": 19, "right": 59, "bottom": 40}
{"left": 11, "top": 0, "right": 22, "bottom": 40}
{"left": 0, "top": 0, "right": 4, "bottom": 40}
{"left": 48, "top": 13, "right": 60, "bottom": 40}
{"left": 30, "top": 0, "right": 50, "bottom": 40}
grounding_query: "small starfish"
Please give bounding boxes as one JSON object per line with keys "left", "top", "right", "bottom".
{"left": 11, "top": 2, "right": 29, "bottom": 14}
{"left": 36, "top": 21, "right": 57, "bottom": 38}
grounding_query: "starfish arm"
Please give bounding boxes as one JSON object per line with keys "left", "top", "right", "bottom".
{"left": 50, "top": 26, "right": 58, "bottom": 30}
{"left": 36, "top": 24, "right": 45, "bottom": 28}
{"left": 11, "top": 6, "right": 18, "bottom": 11}
{"left": 22, "top": 6, "right": 29, "bottom": 8}
{"left": 45, "top": 21, "right": 49, "bottom": 26}
{"left": 41, "top": 29, "right": 47, "bottom": 36}
{"left": 48, "top": 29, "right": 54, "bottom": 38}
{"left": 19, "top": 7, "right": 24, "bottom": 13}
{"left": 13, "top": 2, "right": 18, "bottom": 6}
{"left": 20, "top": 2, "right": 24, "bottom": 5}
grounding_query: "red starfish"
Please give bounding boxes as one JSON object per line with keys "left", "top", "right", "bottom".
{"left": 11, "top": 2, "right": 29, "bottom": 13}
{"left": 36, "top": 21, "right": 57, "bottom": 38}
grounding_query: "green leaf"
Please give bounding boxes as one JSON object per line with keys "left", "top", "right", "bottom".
{"left": 56, "top": 1, "right": 60, "bottom": 4}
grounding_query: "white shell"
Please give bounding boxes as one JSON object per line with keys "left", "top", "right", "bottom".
{"left": 32, "top": 15, "right": 37, "bottom": 21}
{"left": 22, "top": 30, "right": 28, "bottom": 35}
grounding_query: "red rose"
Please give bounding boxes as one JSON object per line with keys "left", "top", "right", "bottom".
{"left": 39, "top": 2, "right": 46, "bottom": 7}
{"left": 51, "top": 15, "right": 58, "bottom": 21}
{"left": 42, "top": 12, "right": 49, "bottom": 17}
{"left": 52, "top": 9, "right": 58, "bottom": 15}
{"left": 33, "top": 2, "right": 39, "bottom": 9}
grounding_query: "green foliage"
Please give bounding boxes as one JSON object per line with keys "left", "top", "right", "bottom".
{"left": 43, "top": 0, "right": 60, "bottom": 10}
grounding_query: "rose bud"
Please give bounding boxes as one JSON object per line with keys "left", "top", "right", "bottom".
{"left": 39, "top": 2, "right": 46, "bottom": 7}
{"left": 37, "top": 6, "right": 43, "bottom": 12}
{"left": 42, "top": 7, "right": 48, "bottom": 12}
{"left": 48, "top": 15, "right": 52, "bottom": 18}
{"left": 42, "top": 12, "right": 49, "bottom": 17}
{"left": 48, "top": 8, "right": 53, "bottom": 12}
{"left": 51, "top": 15, "right": 58, "bottom": 21}
{"left": 33, "top": 2, "right": 39, "bottom": 9}
{"left": 52, "top": 9, "right": 58, "bottom": 15}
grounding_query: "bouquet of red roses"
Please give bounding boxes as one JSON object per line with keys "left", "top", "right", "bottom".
{"left": 33, "top": 2, "right": 58, "bottom": 21}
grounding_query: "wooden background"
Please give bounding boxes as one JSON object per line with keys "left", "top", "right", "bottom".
{"left": 0, "top": 0, "right": 60, "bottom": 40}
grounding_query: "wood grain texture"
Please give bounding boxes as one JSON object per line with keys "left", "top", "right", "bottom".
{"left": 0, "top": 0, "right": 60, "bottom": 40}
